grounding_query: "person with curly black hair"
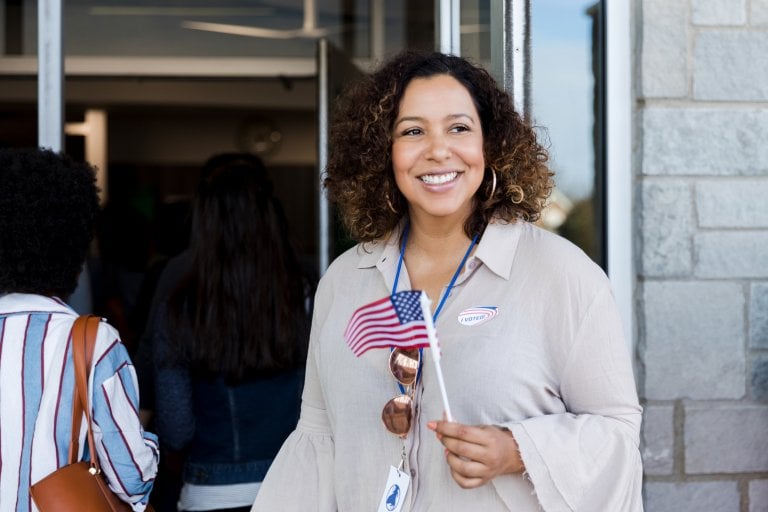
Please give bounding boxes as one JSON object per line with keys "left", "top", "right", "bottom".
{"left": 252, "top": 51, "right": 642, "bottom": 511}
{"left": 0, "top": 147, "right": 159, "bottom": 510}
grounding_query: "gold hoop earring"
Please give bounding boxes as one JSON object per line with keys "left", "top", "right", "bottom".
{"left": 489, "top": 169, "right": 497, "bottom": 200}
{"left": 386, "top": 193, "right": 399, "bottom": 214}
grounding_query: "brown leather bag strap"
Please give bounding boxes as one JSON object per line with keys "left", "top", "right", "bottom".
{"left": 67, "top": 317, "right": 86, "bottom": 464}
{"left": 67, "top": 315, "right": 101, "bottom": 470}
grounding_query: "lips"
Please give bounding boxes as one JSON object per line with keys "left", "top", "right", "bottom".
{"left": 419, "top": 171, "right": 459, "bottom": 185}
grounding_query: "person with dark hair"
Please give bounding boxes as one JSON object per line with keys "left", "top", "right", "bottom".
{"left": 144, "top": 153, "right": 311, "bottom": 512}
{"left": 252, "top": 51, "right": 643, "bottom": 511}
{"left": 0, "top": 147, "right": 159, "bottom": 510}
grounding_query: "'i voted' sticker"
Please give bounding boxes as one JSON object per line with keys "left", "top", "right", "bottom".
{"left": 457, "top": 306, "right": 499, "bottom": 326}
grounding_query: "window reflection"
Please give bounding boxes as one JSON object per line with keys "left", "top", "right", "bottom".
{"left": 460, "top": 0, "right": 490, "bottom": 62}
{"left": 531, "top": 0, "right": 604, "bottom": 266}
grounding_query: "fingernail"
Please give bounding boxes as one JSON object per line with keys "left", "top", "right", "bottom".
{"left": 427, "top": 421, "right": 437, "bottom": 430}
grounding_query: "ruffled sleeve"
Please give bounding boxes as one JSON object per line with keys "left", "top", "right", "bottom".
{"left": 495, "top": 287, "right": 643, "bottom": 512}
{"left": 251, "top": 335, "right": 336, "bottom": 511}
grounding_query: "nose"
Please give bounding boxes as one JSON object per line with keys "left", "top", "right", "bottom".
{"left": 426, "top": 133, "right": 451, "bottom": 161}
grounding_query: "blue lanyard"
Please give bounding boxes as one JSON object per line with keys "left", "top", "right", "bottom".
{"left": 392, "top": 224, "right": 479, "bottom": 393}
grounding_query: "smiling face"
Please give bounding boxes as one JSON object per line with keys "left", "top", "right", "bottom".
{"left": 391, "top": 74, "right": 485, "bottom": 228}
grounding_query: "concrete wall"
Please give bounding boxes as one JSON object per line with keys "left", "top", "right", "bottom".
{"left": 637, "top": 0, "right": 768, "bottom": 509}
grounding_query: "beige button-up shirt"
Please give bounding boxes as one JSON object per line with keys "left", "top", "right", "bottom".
{"left": 253, "top": 220, "right": 643, "bottom": 511}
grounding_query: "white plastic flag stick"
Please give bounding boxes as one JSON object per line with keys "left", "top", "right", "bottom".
{"left": 419, "top": 291, "right": 454, "bottom": 422}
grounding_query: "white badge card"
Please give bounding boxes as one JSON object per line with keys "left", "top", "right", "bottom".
{"left": 376, "top": 465, "right": 411, "bottom": 512}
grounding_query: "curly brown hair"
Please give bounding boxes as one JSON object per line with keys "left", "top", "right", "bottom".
{"left": 324, "top": 50, "right": 553, "bottom": 243}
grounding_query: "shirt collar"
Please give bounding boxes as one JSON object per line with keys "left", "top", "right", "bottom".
{"left": 473, "top": 219, "right": 524, "bottom": 280}
{"left": 354, "top": 220, "right": 523, "bottom": 284}
{"left": 0, "top": 293, "right": 77, "bottom": 317}
{"left": 356, "top": 225, "right": 410, "bottom": 293}
{"left": 357, "top": 222, "right": 406, "bottom": 267}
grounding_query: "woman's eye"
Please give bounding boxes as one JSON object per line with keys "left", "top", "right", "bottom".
{"left": 450, "top": 124, "right": 470, "bottom": 133}
{"left": 401, "top": 127, "right": 423, "bottom": 136}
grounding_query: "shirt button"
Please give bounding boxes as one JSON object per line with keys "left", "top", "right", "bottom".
{"left": 468, "top": 260, "right": 477, "bottom": 269}
{"left": 410, "top": 469, "right": 416, "bottom": 477}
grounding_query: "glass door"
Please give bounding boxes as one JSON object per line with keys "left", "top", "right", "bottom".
{"left": 316, "top": 38, "right": 362, "bottom": 275}
{"left": 530, "top": 0, "right": 605, "bottom": 266}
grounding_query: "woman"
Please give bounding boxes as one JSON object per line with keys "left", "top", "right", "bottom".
{"left": 0, "top": 147, "right": 159, "bottom": 511}
{"left": 147, "top": 153, "right": 311, "bottom": 512}
{"left": 252, "top": 51, "right": 643, "bottom": 511}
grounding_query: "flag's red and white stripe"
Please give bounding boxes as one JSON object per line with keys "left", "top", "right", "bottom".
{"left": 344, "top": 291, "right": 430, "bottom": 357}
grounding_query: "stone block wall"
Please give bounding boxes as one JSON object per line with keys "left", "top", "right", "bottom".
{"left": 637, "top": 0, "right": 768, "bottom": 510}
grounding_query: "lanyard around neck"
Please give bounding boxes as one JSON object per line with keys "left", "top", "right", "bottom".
{"left": 392, "top": 224, "right": 479, "bottom": 316}
{"left": 391, "top": 224, "right": 479, "bottom": 392}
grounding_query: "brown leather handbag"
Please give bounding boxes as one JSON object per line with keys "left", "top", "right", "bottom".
{"left": 29, "top": 315, "right": 132, "bottom": 512}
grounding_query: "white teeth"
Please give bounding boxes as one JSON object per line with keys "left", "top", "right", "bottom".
{"left": 420, "top": 171, "right": 458, "bottom": 185}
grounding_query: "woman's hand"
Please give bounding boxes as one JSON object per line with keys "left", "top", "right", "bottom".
{"left": 427, "top": 420, "right": 525, "bottom": 489}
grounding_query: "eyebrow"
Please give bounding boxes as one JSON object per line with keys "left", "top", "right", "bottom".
{"left": 393, "top": 113, "right": 476, "bottom": 128}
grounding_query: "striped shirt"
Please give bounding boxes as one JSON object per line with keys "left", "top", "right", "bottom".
{"left": 0, "top": 293, "right": 159, "bottom": 512}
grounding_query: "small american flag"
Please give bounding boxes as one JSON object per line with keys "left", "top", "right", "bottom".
{"left": 344, "top": 290, "right": 430, "bottom": 357}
